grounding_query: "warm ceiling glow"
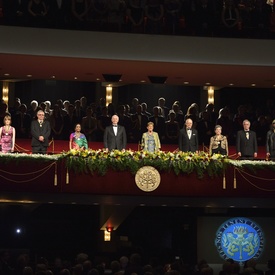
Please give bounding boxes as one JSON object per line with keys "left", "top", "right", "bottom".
{"left": 104, "top": 229, "right": 111, "bottom": 241}
{"left": 2, "top": 81, "right": 9, "bottom": 105}
{"left": 207, "top": 86, "right": 214, "bottom": 104}
{"left": 106, "top": 85, "right": 113, "bottom": 106}
{"left": 0, "top": 199, "right": 37, "bottom": 203}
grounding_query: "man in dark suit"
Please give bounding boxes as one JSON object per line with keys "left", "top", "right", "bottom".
{"left": 104, "top": 115, "right": 127, "bottom": 151}
{"left": 31, "top": 110, "right": 51, "bottom": 154}
{"left": 179, "top": 118, "right": 199, "bottom": 153}
{"left": 236, "top": 119, "right": 258, "bottom": 160}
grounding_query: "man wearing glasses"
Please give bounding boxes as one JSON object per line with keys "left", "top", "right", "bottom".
{"left": 31, "top": 110, "right": 51, "bottom": 154}
{"left": 236, "top": 119, "right": 258, "bottom": 160}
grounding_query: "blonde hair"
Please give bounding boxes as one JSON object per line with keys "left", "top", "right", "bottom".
{"left": 3, "top": 115, "right": 11, "bottom": 123}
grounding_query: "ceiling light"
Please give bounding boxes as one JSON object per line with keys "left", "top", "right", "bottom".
{"left": 51, "top": 75, "right": 55, "bottom": 79}
{"left": 251, "top": 83, "right": 256, "bottom": 86}
{"left": 26, "top": 74, "right": 32, "bottom": 78}
{"left": 148, "top": 76, "right": 167, "bottom": 84}
{"left": 229, "top": 83, "right": 234, "bottom": 86}
{"left": 205, "top": 82, "right": 211, "bottom": 86}
{"left": 183, "top": 81, "right": 189, "bottom": 85}
{"left": 140, "top": 80, "right": 146, "bottom": 83}
{"left": 102, "top": 74, "right": 122, "bottom": 82}
{"left": 4, "top": 73, "right": 10, "bottom": 76}
{"left": 74, "top": 77, "right": 78, "bottom": 80}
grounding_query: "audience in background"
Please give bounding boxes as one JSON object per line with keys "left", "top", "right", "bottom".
{"left": 1, "top": 0, "right": 275, "bottom": 39}
{"left": 5, "top": 94, "right": 275, "bottom": 158}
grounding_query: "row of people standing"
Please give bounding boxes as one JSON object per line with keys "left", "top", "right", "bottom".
{"left": 1, "top": 109, "right": 275, "bottom": 161}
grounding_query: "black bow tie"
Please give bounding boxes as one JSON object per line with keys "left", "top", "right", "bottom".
{"left": 113, "top": 125, "right": 117, "bottom": 127}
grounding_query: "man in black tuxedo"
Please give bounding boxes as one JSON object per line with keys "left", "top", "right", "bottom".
{"left": 104, "top": 115, "right": 127, "bottom": 151}
{"left": 31, "top": 110, "right": 51, "bottom": 154}
{"left": 179, "top": 118, "right": 199, "bottom": 153}
{"left": 236, "top": 119, "right": 258, "bottom": 160}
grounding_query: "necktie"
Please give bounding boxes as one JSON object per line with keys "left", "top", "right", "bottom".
{"left": 113, "top": 125, "right": 118, "bottom": 136}
{"left": 187, "top": 129, "right": 191, "bottom": 139}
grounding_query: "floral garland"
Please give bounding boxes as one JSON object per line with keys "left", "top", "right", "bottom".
{"left": 0, "top": 152, "right": 61, "bottom": 163}
{"left": 1, "top": 150, "right": 275, "bottom": 178}
{"left": 64, "top": 149, "right": 228, "bottom": 178}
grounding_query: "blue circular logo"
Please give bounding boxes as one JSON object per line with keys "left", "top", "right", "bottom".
{"left": 215, "top": 217, "right": 264, "bottom": 262}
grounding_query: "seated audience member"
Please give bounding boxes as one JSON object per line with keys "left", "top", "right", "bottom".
{"left": 130, "top": 104, "right": 148, "bottom": 143}
{"left": 216, "top": 107, "right": 234, "bottom": 145}
{"left": 141, "top": 102, "right": 151, "bottom": 118}
{"left": 63, "top": 104, "right": 79, "bottom": 139}
{"left": 149, "top": 106, "right": 165, "bottom": 142}
{"left": 197, "top": 111, "right": 214, "bottom": 146}
{"left": 13, "top": 104, "right": 31, "bottom": 139}
{"left": 172, "top": 103, "right": 184, "bottom": 129}
{"left": 184, "top": 104, "right": 198, "bottom": 129}
{"left": 81, "top": 107, "right": 97, "bottom": 142}
{"left": 164, "top": 110, "right": 179, "bottom": 144}
{"left": 27, "top": 0, "right": 48, "bottom": 27}
{"left": 71, "top": 0, "right": 89, "bottom": 29}
{"left": 47, "top": 0, "right": 71, "bottom": 29}
{"left": 96, "top": 106, "right": 111, "bottom": 141}
{"left": 251, "top": 115, "right": 269, "bottom": 146}
{"left": 49, "top": 104, "right": 64, "bottom": 140}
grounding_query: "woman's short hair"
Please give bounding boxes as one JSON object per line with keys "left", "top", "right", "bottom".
{"left": 147, "top": 122, "right": 154, "bottom": 127}
{"left": 215, "top": 125, "right": 222, "bottom": 130}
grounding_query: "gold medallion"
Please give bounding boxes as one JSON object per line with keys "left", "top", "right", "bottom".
{"left": 135, "top": 166, "right": 160, "bottom": 192}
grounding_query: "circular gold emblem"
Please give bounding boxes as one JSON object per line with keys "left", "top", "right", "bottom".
{"left": 135, "top": 166, "right": 160, "bottom": 192}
